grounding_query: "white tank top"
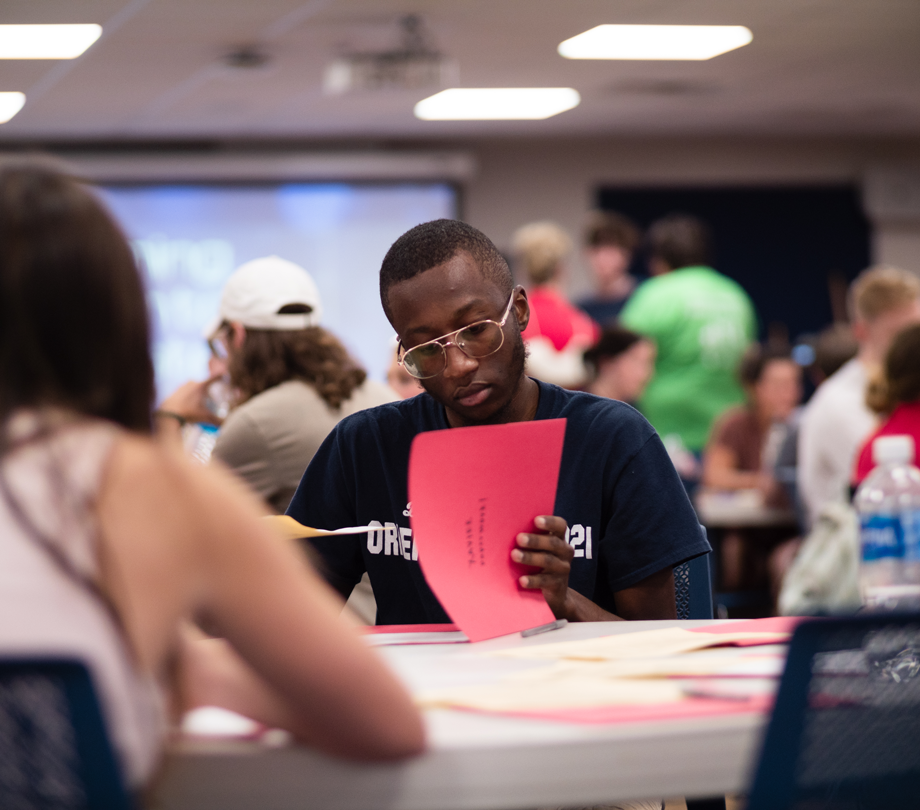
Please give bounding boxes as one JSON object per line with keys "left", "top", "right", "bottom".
{"left": 0, "top": 413, "right": 167, "bottom": 787}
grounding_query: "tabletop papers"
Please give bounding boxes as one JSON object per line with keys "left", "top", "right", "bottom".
{"left": 490, "top": 625, "right": 790, "bottom": 661}
{"left": 408, "top": 419, "right": 566, "bottom": 642}
{"left": 415, "top": 618, "right": 793, "bottom": 723}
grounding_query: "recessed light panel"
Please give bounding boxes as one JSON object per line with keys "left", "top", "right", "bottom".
{"left": 0, "top": 24, "right": 102, "bottom": 60}
{"left": 558, "top": 25, "right": 752, "bottom": 61}
{"left": 0, "top": 92, "right": 26, "bottom": 124}
{"left": 415, "top": 88, "right": 580, "bottom": 121}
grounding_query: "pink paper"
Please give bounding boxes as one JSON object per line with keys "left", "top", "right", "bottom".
{"left": 458, "top": 693, "right": 774, "bottom": 726}
{"left": 687, "top": 616, "right": 803, "bottom": 639}
{"left": 361, "top": 624, "right": 460, "bottom": 635}
{"left": 408, "top": 419, "right": 566, "bottom": 642}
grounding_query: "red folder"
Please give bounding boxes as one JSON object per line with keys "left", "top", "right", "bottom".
{"left": 408, "top": 419, "right": 566, "bottom": 642}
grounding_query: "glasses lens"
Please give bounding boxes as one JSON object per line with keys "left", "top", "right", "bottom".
{"left": 209, "top": 334, "right": 229, "bottom": 360}
{"left": 456, "top": 321, "right": 504, "bottom": 358}
{"left": 402, "top": 342, "right": 446, "bottom": 379}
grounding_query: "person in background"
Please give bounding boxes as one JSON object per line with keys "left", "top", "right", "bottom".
{"left": 853, "top": 323, "right": 920, "bottom": 485}
{"left": 583, "top": 326, "right": 656, "bottom": 406}
{"left": 798, "top": 265, "right": 920, "bottom": 529}
{"left": 160, "top": 256, "right": 396, "bottom": 515}
{"left": 577, "top": 210, "right": 643, "bottom": 326}
{"left": 386, "top": 339, "right": 423, "bottom": 399}
{"left": 702, "top": 345, "right": 802, "bottom": 594}
{"left": 620, "top": 213, "right": 756, "bottom": 486}
{"left": 512, "top": 221, "right": 600, "bottom": 389}
{"left": 0, "top": 160, "right": 424, "bottom": 792}
{"left": 772, "top": 323, "right": 859, "bottom": 524}
{"left": 703, "top": 345, "right": 802, "bottom": 502}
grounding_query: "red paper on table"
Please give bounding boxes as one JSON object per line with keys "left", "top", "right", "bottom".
{"left": 408, "top": 419, "right": 566, "bottom": 642}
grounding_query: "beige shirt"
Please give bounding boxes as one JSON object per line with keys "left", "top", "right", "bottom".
{"left": 213, "top": 379, "right": 397, "bottom": 515}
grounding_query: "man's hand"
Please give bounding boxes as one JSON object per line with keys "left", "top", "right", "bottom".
{"left": 160, "top": 376, "right": 225, "bottom": 427}
{"left": 511, "top": 515, "right": 574, "bottom": 619}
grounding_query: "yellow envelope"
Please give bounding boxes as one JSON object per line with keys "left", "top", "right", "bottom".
{"left": 263, "top": 515, "right": 374, "bottom": 541}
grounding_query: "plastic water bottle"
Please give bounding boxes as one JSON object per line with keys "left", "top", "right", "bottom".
{"left": 854, "top": 435, "right": 920, "bottom": 611}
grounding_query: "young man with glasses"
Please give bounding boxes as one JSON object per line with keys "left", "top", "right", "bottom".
{"left": 287, "top": 220, "right": 709, "bottom": 624}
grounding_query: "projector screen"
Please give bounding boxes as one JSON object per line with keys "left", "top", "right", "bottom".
{"left": 98, "top": 182, "right": 457, "bottom": 402}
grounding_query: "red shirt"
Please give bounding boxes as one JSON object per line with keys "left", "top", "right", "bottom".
{"left": 522, "top": 286, "right": 600, "bottom": 352}
{"left": 853, "top": 401, "right": 920, "bottom": 485}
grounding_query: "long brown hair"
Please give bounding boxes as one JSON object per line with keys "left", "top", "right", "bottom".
{"left": 229, "top": 325, "right": 367, "bottom": 410}
{"left": 0, "top": 158, "right": 154, "bottom": 656}
{"left": 0, "top": 158, "right": 155, "bottom": 434}
{"left": 866, "top": 323, "right": 920, "bottom": 415}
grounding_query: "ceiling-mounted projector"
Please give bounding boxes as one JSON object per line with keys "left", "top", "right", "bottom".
{"left": 323, "top": 15, "right": 456, "bottom": 95}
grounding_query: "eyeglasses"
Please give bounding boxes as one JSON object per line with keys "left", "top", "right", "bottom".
{"left": 398, "top": 290, "right": 518, "bottom": 380}
{"left": 208, "top": 323, "right": 231, "bottom": 361}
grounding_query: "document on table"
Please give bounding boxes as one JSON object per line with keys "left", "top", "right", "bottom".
{"left": 415, "top": 633, "right": 787, "bottom": 717}
{"left": 408, "top": 419, "right": 567, "bottom": 643}
{"left": 418, "top": 672, "right": 686, "bottom": 712}
{"left": 492, "top": 625, "right": 790, "bottom": 661}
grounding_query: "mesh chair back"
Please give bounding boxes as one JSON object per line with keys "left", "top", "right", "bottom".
{"left": 0, "top": 658, "right": 132, "bottom": 810}
{"left": 747, "top": 614, "right": 920, "bottom": 810}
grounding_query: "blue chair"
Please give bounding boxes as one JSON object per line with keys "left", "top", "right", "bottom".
{"left": 675, "top": 551, "right": 715, "bottom": 620}
{"left": 0, "top": 658, "right": 133, "bottom": 810}
{"left": 747, "top": 614, "right": 920, "bottom": 810}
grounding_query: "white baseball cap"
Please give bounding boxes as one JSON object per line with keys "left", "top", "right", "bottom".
{"left": 204, "top": 255, "right": 323, "bottom": 338}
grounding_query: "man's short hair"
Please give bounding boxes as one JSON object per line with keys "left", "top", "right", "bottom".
{"left": 583, "top": 211, "right": 640, "bottom": 252}
{"left": 848, "top": 265, "right": 920, "bottom": 323}
{"left": 646, "top": 213, "right": 712, "bottom": 270}
{"left": 379, "top": 219, "right": 513, "bottom": 322}
{"left": 512, "top": 221, "right": 572, "bottom": 286}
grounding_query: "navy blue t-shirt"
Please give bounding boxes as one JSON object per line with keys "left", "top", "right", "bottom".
{"left": 287, "top": 379, "right": 709, "bottom": 625}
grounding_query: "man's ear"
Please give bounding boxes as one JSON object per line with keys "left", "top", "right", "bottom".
{"left": 230, "top": 321, "right": 247, "bottom": 349}
{"left": 513, "top": 286, "right": 531, "bottom": 331}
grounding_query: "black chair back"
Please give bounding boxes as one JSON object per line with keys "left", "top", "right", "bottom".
{"left": 675, "top": 550, "right": 714, "bottom": 620}
{"left": 747, "top": 614, "right": 920, "bottom": 810}
{"left": 0, "top": 658, "right": 133, "bottom": 810}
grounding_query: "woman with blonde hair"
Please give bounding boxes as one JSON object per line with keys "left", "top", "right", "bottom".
{"left": 0, "top": 159, "right": 424, "bottom": 794}
{"left": 512, "top": 221, "right": 599, "bottom": 388}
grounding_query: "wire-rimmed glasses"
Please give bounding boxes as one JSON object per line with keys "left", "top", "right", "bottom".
{"left": 397, "top": 289, "right": 518, "bottom": 380}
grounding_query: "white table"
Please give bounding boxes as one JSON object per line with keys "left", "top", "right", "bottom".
{"left": 154, "top": 620, "right": 775, "bottom": 810}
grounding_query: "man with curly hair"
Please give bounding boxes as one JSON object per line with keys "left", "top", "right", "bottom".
{"left": 160, "top": 255, "right": 396, "bottom": 515}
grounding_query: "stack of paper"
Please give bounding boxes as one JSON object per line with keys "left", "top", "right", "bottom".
{"left": 416, "top": 619, "right": 795, "bottom": 720}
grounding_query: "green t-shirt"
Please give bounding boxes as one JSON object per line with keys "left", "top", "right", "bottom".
{"left": 620, "top": 266, "right": 756, "bottom": 452}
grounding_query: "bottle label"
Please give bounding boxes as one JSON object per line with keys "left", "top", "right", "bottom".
{"left": 905, "top": 509, "right": 920, "bottom": 562}
{"left": 860, "top": 514, "right": 906, "bottom": 561}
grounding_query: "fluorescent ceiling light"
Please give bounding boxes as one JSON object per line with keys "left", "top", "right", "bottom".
{"left": 558, "top": 25, "right": 752, "bottom": 61}
{"left": 0, "top": 24, "right": 102, "bottom": 59}
{"left": 415, "top": 88, "right": 580, "bottom": 121}
{"left": 0, "top": 92, "right": 26, "bottom": 124}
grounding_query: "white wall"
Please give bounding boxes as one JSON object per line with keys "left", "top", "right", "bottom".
{"left": 460, "top": 136, "right": 920, "bottom": 296}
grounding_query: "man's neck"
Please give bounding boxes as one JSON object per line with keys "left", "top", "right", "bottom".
{"left": 856, "top": 345, "right": 881, "bottom": 368}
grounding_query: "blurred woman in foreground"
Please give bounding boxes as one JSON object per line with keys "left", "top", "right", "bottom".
{"left": 0, "top": 160, "right": 424, "bottom": 790}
